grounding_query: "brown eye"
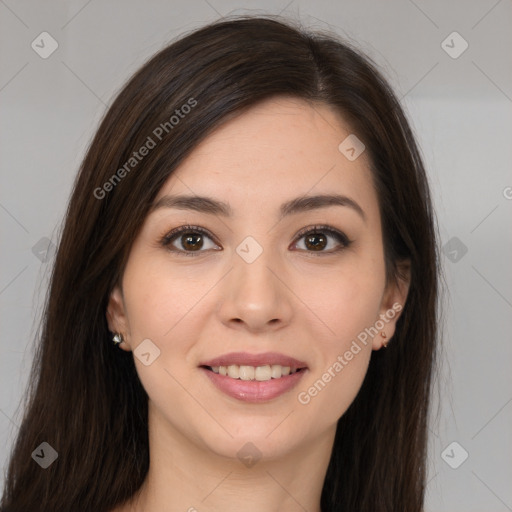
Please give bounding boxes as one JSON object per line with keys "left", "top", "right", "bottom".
{"left": 161, "top": 225, "right": 220, "bottom": 256}
{"left": 180, "top": 233, "right": 204, "bottom": 251}
{"left": 304, "top": 233, "right": 328, "bottom": 251}
{"left": 293, "top": 225, "right": 352, "bottom": 254}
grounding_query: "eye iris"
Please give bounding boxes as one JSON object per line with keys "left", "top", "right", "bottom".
{"left": 305, "top": 233, "right": 327, "bottom": 251}
{"left": 182, "top": 233, "right": 203, "bottom": 251}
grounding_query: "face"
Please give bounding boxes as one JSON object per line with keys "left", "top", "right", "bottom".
{"left": 107, "top": 96, "right": 409, "bottom": 462}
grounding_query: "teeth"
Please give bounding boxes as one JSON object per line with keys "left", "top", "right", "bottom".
{"left": 239, "top": 365, "right": 255, "bottom": 381}
{"left": 209, "top": 364, "right": 299, "bottom": 381}
{"left": 227, "top": 365, "right": 239, "bottom": 379}
{"left": 255, "top": 365, "right": 271, "bottom": 381}
{"left": 271, "top": 365, "right": 282, "bottom": 379}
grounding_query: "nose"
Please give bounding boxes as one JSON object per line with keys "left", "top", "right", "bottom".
{"left": 217, "top": 249, "right": 294, "bottom": 334}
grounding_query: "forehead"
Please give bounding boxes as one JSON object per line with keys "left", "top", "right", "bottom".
{"left": 157, "top": 96, "right": 379, "bottom": 219}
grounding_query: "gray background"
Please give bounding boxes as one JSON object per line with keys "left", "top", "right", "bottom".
{"left": 1, "top": 1, "right": 511, "bottom": 510}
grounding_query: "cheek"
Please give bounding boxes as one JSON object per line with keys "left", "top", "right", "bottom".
{"left": 296, "top": 311, "right": 374, "bottom": 423}
{"left": 120, "top": 258, "right": 206, "bottom": 415}
{"left": 297, "top": 348, "right": 372, "bottom": 426}
{"left": 293, "top": 257, "right": 383, "bottom": 420}
{"left": 122, "top": 253, "right": 215, "bottom": 340}
{"left": 297, "top": 257, "right": 385, "bottom": 344}
{"left": 121, "top": 254, "right": 217, "bottom": 393}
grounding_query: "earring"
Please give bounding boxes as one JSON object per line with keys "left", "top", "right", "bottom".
{"left": 112, "top": 332, "right": 124, "bottom": 346}
{"left": 380, "top": 331, "right": 388, "bottom": 348}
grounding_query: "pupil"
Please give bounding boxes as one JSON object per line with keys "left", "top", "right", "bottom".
{"left": 182, "top": 233, "right": 203, "bottom": 250}
{"left": 305, "top": 233, "right": 326, "bottom": 251}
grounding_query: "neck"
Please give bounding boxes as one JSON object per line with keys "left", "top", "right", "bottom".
{"left": 124, "top": 402, "right": 336, "bottom": 512}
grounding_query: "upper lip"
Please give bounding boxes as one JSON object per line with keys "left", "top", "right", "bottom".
{"left": 200, "top": 352, "right": 308, "bottom": 368}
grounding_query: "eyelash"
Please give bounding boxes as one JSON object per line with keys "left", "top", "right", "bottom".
{"left": 159, "top": 224, "right": 353, "bottom": 257}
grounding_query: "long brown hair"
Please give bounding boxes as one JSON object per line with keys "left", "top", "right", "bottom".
{"left": 1, "top": 15, "right": 441, "bottom": 512}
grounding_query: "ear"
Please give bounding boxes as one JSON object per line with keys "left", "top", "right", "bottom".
{"left": 372, "top": 259, "right": 411, "bottom": 350}
{"left": 106, "top": 285, "right": 132, "bottom": 351}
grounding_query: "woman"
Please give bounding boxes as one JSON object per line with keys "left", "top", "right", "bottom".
{"left": 1, "top": 15, "right": 441, "bottom": 512}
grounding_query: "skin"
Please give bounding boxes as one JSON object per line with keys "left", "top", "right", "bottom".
{"left": 107, "top": 96, "right": 410, "bottom": 512}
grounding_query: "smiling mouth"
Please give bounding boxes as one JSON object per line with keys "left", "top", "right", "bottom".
{"left": 201, "top": 364, "right": 307, "bottom": 381}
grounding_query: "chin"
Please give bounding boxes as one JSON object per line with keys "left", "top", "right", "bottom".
{"left": 196, "top": 416, "right": 311, "bottom": 462}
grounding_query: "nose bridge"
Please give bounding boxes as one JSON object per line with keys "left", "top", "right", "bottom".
{"left": 218, "top": 238, "right": 293, "bottom": 330}
{"left": 235, "top": 246, "right": 277, "bottom": 298}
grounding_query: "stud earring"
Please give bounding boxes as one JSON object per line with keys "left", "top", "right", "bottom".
{"left": 112, "top": 332, "right": 124, "bottom": 346}
{"left": 380, "top": 331, "right": 388, "bottom": 348}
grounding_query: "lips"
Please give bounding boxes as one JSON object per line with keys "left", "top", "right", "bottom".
{"left": 199, "top": 351, "right": 308, "bottom": 369}
{"left": 199, "top": 351, "right": 308, "bottom": 403}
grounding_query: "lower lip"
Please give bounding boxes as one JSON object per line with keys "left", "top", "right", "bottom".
{"left": 200, "top": 367, "right": 307, "bottom": 403}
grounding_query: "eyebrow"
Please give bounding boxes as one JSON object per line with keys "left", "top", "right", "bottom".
{"left": 151, "top": 193, "right": 366, "bottom": 222}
